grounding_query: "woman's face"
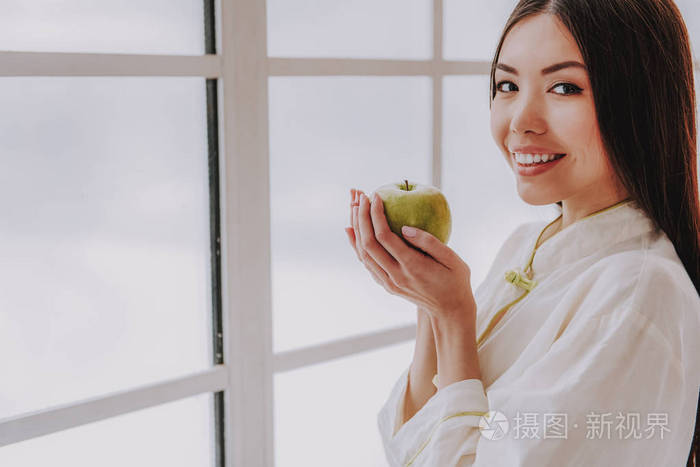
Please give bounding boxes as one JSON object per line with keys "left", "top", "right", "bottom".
{"left": 490, "top": 13, "right": 627, "bottom": 214}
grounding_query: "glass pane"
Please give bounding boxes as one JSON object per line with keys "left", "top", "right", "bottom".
{"left": 267, "top": 0, "right": 432, "bottom": 59}
{"left": 0, "top": 77, "right": 212, "bottom": 419}
{"left": 441, "top": 76, "right": 556, "bottom": 289}
{"left": 675, "top": 0, "right": 700, "bottom": 57}
{"left": 268, "top": 76, "right": 431, "bottom": 353}
{"left": 275, "top": 340, "right": 414, "bottom": 467}
{"left": 443, "top": 0, "right": 516, "bottom": 61}
{"left": 0, "top": 393, "right": 214, "bottom": 467}
{"left": 0, "top": 0, "right": 204, "bottom": 55}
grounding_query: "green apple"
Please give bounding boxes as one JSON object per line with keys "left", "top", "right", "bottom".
{"left": 371, "top": 179, "right": 452, "bottom": 243}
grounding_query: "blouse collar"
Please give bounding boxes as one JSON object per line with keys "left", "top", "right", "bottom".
{"left": 526, "top": 198, "right": 658, "bottom": 278}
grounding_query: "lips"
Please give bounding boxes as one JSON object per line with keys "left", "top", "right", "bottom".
{"left": 513, "top": 153, "right": 568, "bottom": 176}
{"left": 515, "top": 154, "right": 567, "bottom": 166}
{"left": 509, "top": 145, "right": 566, "bottom": 154}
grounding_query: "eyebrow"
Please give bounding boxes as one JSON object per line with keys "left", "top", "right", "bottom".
{"left": 496, "top": 61, "right": 587, "bottom": 75}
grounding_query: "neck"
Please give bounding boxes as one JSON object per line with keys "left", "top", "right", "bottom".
{"left": 537, "top": 196, "right": 633, "bottom": 250}
{"left": 560, "top": 194, "right": 632, "bottom": 230}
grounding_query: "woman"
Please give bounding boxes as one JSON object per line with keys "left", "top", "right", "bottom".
{"left": 344, "top": 0, "right": 699, "bottom": 465}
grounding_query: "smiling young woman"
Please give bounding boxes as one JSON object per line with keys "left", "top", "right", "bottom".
{"left": 488, "top": 5, "right": 700, "bottom": 462}
{"left": 489, "top": 13, "right": 633, "bottom": 229}
{"left": 373, "top": 1, "right": 700, "bottom": 466}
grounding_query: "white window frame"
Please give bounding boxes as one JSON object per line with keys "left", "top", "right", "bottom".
{"left": 1, "top": 1, "right": 697, "bottom": 466}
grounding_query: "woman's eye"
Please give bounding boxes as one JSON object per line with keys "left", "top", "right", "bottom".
{"left": 552, "top": 82, "right": 583, "bottom": 95}
{"left": 495, "top": 80, "right": 583, "bottom": 96}
{"left": 495, "top": 80, "right": 516, "bottom": 93}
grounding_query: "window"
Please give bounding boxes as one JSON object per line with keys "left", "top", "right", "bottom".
{"left": 1, "top": 1, "right": 697, "bottom": 466}
{"left": 0, "top": 1, "right": 225, "bottom": 466}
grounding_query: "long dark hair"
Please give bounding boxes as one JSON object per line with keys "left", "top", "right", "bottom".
{"left": 488, "top": 1, "right": 700, "bottom": 464}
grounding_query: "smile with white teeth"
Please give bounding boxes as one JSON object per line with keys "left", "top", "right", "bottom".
{"left": 512, "top": 152, "right": 566, "bottom": 165}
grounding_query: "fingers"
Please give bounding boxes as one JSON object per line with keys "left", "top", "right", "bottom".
{"left": 353, "top": 228, "right": 421, "bottom": 300}
{"left": 347, "top": 189, "right": 360, "bottom": 260}
{"left": 359, "top": 240, "right": 427, "bottom": 304}
{"left": 353, "top": 200, "right": 361, "bottom": 251}
{"left": 345, "top": 226, "right": 355, "bottom": 247}
{"left": 349, "top": 188, "right": 356, "bottom": 227}
{"left": 368, "top": 192, "right": 425, "bottom": 268}
{"left": 353, "top": 199, "right": 388, "bottom": 276}
{"left": 345, "top": 226, "right": 361, "bottom": 263}
{"left": 353, "top": 192, "right": 396, "bottom": 280}
{"left": 363, "top": 252, "right": 395, "bottom": 290}
{"left": 347, "top": 189, "right": 425, "bottom": 304}
{"left": 357, "top": 193, "right": 399, "bottom": 273}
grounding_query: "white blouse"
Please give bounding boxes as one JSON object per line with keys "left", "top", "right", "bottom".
{"left": 377, "top": 199, "right": 700, "bottom": 466}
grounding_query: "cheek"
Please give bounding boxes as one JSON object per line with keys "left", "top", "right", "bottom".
{"left": 490, "top": 111, "right": 513, "bottom": 165}
{"left": 576, "top": 113, "right": 607, "bottom": 163}
{"left": 596, "top": 151, "right": 617, "bottom": 180}
{"left": 489, "top": 105, "right": 507, "bottom": 142}
{"left": 576, "top": 136, "right": 613, "bottom": 184}
{"left": 555, "top": 100, "right": 599, "bottom": 145}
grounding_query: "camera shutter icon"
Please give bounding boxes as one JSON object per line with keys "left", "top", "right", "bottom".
{"left": 479, "top": 410, "right": 509, "bottom": 440}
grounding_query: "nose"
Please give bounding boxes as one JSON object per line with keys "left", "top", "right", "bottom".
{"left": 509, "top": 91, "right": 546, "bottom": 136}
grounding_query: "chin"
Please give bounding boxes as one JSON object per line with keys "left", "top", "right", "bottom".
{"left": 516, "top": 186, "right": 560, "bottom": 206}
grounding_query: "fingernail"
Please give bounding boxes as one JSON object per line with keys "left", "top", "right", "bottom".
{"left": 402, "top": 226, "right": 417, "bottom": 237}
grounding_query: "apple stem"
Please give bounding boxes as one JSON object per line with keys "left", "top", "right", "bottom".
{"left": 404, "top": 179, "right": 409, "bottom": 191}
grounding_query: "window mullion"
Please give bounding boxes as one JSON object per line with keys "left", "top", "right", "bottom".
{"left": 0, "top": 366, "right": 228, "bottom": 447}
{"left": 0, "top": 51, "right": 220, "bottom": 77}
{"left": 218, "top": 0, "right": 274, "bottom": 466}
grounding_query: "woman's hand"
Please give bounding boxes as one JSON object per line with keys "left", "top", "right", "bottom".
{"left": 344, "top": 188, "right": 476, "bottom": 323}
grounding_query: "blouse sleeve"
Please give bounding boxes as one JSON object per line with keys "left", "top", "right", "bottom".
{"left": 376, "top": 222, "right": 533, "bottom": 466}
{"left": 377, "top": 257, "right": 700, "bottom": 466}
{"left": 376, "top": 365, "right": 489, "bottom": 466}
